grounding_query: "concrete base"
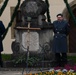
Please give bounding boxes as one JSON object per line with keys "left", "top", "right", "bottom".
{"left": 3, "top": 60, "right": 54, "bottom": 68}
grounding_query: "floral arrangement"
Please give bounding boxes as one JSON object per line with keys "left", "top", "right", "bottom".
{"left": 47, "top": 64, "right": 76, "bottom": 75}
{"left": 26, "top": 70, "right": 76, "bottom": 75}
{"left": 25, "top": 65, "right": 76, "bottom": 75}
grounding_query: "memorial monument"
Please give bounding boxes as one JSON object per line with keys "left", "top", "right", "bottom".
{"left": 11, "top": 0, "right": 53, "bottom": 66}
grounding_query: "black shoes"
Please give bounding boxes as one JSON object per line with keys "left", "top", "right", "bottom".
{"left": 0, "top": 61, "right": 3, "bottom": 68}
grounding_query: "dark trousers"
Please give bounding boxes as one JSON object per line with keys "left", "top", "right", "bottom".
{"left": 55, "top": 53, "right": 67, "bottom": 67}
{"left": 0, "top": 52, "right": 3, "bottom": 67}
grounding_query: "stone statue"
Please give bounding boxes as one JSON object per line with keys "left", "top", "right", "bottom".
{"left": 16, "top": 0, "right": 48, "bottom": 27}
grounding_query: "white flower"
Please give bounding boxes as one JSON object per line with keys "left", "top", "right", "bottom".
{"left": 48, "top": 68, "right": 54, "bottom": 72}
{"left": 62, "top": 69, "right": 68, "bottom": 72}
{"left": 69, "top": 69, "right": 74, "bottom": 72}
{"left": 55, "top": 69, "right": 61, "bottom": 72}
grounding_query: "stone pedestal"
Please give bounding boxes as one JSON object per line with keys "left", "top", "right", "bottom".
{"left": 15, "top": 30, "right": 39, "bottom": 52}
{"left": 11, "top": 27, "right": 54, "bottom": 60}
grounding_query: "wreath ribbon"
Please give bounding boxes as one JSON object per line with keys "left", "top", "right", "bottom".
{"left": 0, "top": 0, "right": 9, "bottom": 16}
{"left": 2, "top": 0, "right": 21, "bottom": 40}
{"left": 64, "top": 0, "right": 76, "bottom": 26}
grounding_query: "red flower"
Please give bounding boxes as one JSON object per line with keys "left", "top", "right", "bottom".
{"left": 54, "top": 66, "right": 61, "bottom": 70}
{"left": 72, "top": 65, "right": 76, "bottom": 71}
{"left": 64, "top": 64, "right": 71, "bottom": 70}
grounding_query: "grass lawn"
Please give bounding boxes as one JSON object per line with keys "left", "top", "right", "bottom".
{"left": 2, "top": 54, "right": 76, "bottom": 62}
{"left": 2, "top": 54, "right": 11, "bottom": 61}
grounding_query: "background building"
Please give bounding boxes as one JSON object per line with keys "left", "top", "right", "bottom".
{"left": 0, "top": 0, "right": 76, "bottom": 54}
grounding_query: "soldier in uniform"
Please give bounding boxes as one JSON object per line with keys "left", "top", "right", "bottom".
{"left": 0, "top": 20, "right": 5, "bottom": 67}
{"left": 52, "top": 14, "right": 70, "bottom": 67}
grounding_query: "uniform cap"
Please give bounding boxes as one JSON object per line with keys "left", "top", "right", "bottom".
{"left": 57, "top": 14, "right": 63, "bottom": 17}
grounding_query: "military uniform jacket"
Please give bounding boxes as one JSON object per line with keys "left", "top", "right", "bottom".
{"left": 52, "top": 20, "right": 70, "bottom": 53}
{"left": 0, "top": 21, "right": 5, "bottom": 52}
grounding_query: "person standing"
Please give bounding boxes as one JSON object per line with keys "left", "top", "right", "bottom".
{"left": 52, "top": 14, "right": 70, "bottom": 67}
{"left": 0, "top": 20, "right": 5, "bottom": 67}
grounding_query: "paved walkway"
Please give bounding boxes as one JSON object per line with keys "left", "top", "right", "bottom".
{"left": 0, "top": 71, "right": 23, "bottom": 75}
{"left": 0, "top": 71, "right": 43, "bottom": 75}
{"left": 0, "top": 68, "right": 49, "bottom": 75}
